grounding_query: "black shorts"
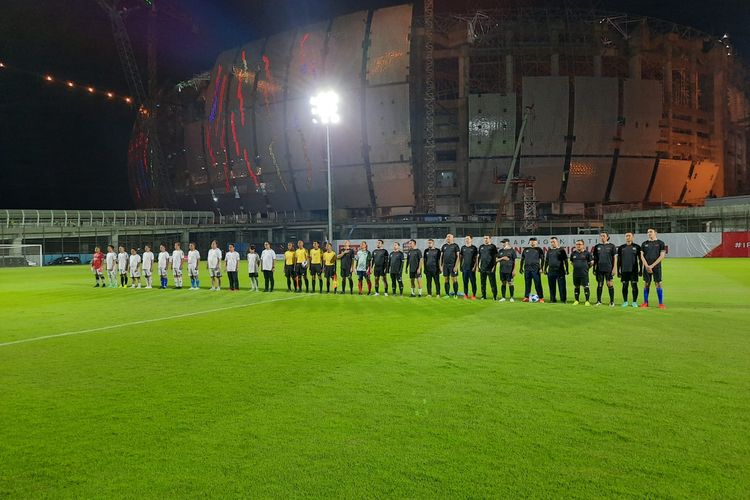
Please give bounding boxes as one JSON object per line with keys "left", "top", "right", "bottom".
{"left": 500, "top": 271, "right": 514, "bottom": 283}
{"left": 442, "top": 263, "right": 458, "bottom": 278}
{"left": 284, "top": 264, "right": 294, "bottom": 277}
{"left": 620, "top": 271, "right": 638, "bottom": 283}
{"left": 324, "top": 265, "right": 336, "bottom": 279}
{"left": 409, "top": 270, "right": 421, "bottom": 279}
{"left": 340, "top": 266, "right": 352, "bottom": 278}
{"left": 596, "top": 270, "right": 613, "bottom": 282}
{"left": 573, "top": 274, "right": 590, "bottom": 287}
{"left": 373, "top": 266, "right": 387, "bottom": 278}
{"left": 425, "top": 268, "right": 439, "bottom": 277}
{"left": 310, "top": 263, "right": 322, "bottom": 276}
{"left": 643, "top": 264, "right": 662, "bottom": 283}
{"left": 294, "top": 263, "right": 307, "bottom": 277}
{"left": 248, "top": 272, "right": 258, "bottom": 278}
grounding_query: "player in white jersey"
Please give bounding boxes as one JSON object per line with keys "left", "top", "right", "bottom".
{"left": 105, "top": 245, "right": 118, "bottom": 288}
{"left": 157, "top": 244, "right": 171, "bottom": 289}
{"left": 225, "top": 243, "right": 241, "bottom": 291}
{"left": 187, "top": 242, "right": 201, "bottom": 290}
{"left": 171, "top": 242, "right": 185, "bottom": 289}
{"left": 207, "top": 240, "right": 223, "bottom": 291}
{"left": 128, "top": 248, "right": 142, "bottom": 288}
{"left": 117, "top": 245, "right": 129, "bottom": 288}
{"left": 247, "top": 244, "right": 260, "bottom": 291}
{"left": 141, "top": 245, "right": 155, "bottom": 288}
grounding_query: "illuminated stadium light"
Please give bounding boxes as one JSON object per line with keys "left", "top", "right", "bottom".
{"left": 87, "top": 87, "right": 95, "bottom": 93}
{"left": 45, "top": 75, "right": 53, "bottom": 82}
{"left": 310, "top": 90, "right": 340, "bottom": 125}
{"left": 0, "top": 62, "right": 5, "bottom": 68}
{"left": 66, "top": 81, "right": 74, "bottom": 88}
{"left": 310, "top": 90, "right": 340, "bottom": 242}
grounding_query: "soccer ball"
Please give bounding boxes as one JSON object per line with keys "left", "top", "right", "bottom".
{"left": 530, "top": 294, "right": 540, "bottom": 303}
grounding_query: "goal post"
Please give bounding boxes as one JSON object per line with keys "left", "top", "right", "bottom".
{"left": 0, "top": 244, "right": 43, "bottom": 267}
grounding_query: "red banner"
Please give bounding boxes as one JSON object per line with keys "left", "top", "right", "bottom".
{"left": 706, "top": 232, "right": 750, "bottom": 258}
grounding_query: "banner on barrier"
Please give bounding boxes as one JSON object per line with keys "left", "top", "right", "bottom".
{"left": 336, "top": 233, "right": 729, "bottom": 258}
{"left": 706, "top": 232, "right": 750, "bottom": 258}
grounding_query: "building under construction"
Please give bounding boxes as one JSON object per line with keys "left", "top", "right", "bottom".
{"left": 130, "top": 2, "right": 750, "bottom": 231}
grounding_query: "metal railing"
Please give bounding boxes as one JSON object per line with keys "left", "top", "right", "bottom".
{"left": 604, "top": 204, "right": 750, "bottom": 233}
{"left": 1, "top": 210, "right": 215, "bottom": 228}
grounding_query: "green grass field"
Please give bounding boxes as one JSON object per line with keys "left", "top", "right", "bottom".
{"left": 1, "top": 259, "right": 748, "bottom": 498}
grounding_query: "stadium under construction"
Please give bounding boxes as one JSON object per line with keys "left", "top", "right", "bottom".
{"left": 129, "top": 2, "right": 750, "bottom": 234}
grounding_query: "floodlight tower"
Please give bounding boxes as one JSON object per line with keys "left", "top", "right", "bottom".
{"left": 310, "top": 90, "right": 340, "bottom": 243}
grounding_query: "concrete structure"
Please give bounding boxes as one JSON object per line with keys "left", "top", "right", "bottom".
{"left": 130, "top": 3, "right": 750, "bottom": 226}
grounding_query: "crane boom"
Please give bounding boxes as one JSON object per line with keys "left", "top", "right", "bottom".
{"left": 96, "top": 0, "right": 176, "bottom": 208}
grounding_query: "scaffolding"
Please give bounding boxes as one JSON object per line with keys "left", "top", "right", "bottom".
{"left": 408, "top": 3, "right": 749, "bottom": 219}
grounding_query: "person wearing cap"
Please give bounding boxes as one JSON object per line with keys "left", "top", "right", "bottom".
{"left": 520, "top": 237, "right": 545, "bottom": 303}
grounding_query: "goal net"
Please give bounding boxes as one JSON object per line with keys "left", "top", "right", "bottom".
{"left": 0, "top": 244, "right": 43, "bottom": 267}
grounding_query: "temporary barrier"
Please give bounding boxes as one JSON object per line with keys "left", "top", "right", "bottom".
{"left": 335, "top": 232, "right": 747, "bottom": 258}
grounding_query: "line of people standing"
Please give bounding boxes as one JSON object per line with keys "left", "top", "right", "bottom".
{"left": 89, "top": 230, "right": 666, "bottom": 308}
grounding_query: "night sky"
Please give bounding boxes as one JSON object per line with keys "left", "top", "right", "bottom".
{"left": 1, "top": 0, "right": 747, "bottom": 210}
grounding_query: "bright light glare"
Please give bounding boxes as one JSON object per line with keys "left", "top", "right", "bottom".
{"left": 310, "top": 90, "right": 340, "bottom": 125}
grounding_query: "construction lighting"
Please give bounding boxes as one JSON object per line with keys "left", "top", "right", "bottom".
{"left": 310, "top": 90, "right": 340, "bottom": 125}
{"left": 45, "top": 75, "right": 53, "bottom": 81}
{"left": 310, "top": 89, "right": 341, "bottom": 242}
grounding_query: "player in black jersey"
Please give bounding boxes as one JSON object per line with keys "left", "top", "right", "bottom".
{"left": 406, "top": 239, "right": 423, "bottom": 297}
{"left": 544, "top": 236, "right": 568, "bottom": 303}
{"left": 593, "top": 232, "right": 617, "bottom": 307}
{"left": 337, "top": 240, "right": 355, "bottom": 295}
{"left": 614, "top": 232, "right": 642, "bottom": 308}
{"left": 478, "top": 235, "right": 498, "bottom": 300}
{"left": 459, "top": 236, "right": 479, "bottom": 299}
{"left": 497, "top": 239, "right": 517, "bottom": 302}
{"left": 570, "top": 239, "right": 593, "bottom": 305}
{"left": 423, "top": 239, "right": 441, "bottom": 297}
{"left": 520, "top": 237, "right": 545, "bottom": 302}
{"left": 440, "top": 234, "right": 461, "bottom": 298}
{"left": 389, "top": 242, "right": 405, "bottom": 296}
{"left": 371, "top": 239, "right": 389, "bottom": 296}
{"left": 640, "top": 228, "right": 667, "bottom": 309}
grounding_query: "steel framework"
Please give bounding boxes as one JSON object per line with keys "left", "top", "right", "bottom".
{"left": 422, "top": 0, "right": 437, "bottom": 213}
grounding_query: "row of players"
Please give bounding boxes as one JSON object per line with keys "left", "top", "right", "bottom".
{"left": 89, "top": 229, "right": 667, "bottom": 308}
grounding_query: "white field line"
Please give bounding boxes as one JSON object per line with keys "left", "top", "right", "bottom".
{"left": 0, "top": 295, "right": 305, "bottom": 348}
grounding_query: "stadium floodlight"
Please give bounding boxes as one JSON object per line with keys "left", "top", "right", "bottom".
{"left": 310, "top": 90, "right": 340, "bottom": 125}
{"left": 310, "top": 90, "right": 340, "bottom": 243}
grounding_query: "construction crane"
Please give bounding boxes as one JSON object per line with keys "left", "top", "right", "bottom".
{"left": 96, "top": 0, "right": 177, "bottom": 207}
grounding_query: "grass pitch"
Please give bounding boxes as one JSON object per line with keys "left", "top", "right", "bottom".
{"left": 0, "top": 259, "right": 748, "bottom": 498}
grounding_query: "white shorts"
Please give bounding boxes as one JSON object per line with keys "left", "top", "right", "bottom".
{"left": 173, "top": 267, "right": 183, "bottom": 277}
{"left": 159, "top": 267, "right": 168, "bottom": 278}
{"left": 130, "top": 270, "right": 140, "bottom": 278}
{"left": 94, "top": 268, "right": 103, "bottom": 276}
{"left": 188, "top": 265, "right": 199, "bottom": 278}
{"left": 209, "top": 267, "right": 222, "bottom": 278}
{"left": 119, "top": 268, "right": 127, "bottom": 275}
{"left": 143, "top": 267, "right": 152, "bottom": 277}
